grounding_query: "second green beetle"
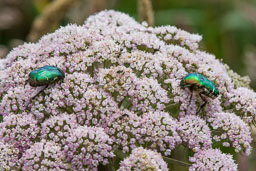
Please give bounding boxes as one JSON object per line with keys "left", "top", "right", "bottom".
{"left": 28, "top": 65, "right": 65, "bottom": 87}
{"left": 28, "top": 65, "right": 65, "bottom": 100}
{"left": 180, "top": 73, "right": 219, "bottom": 113}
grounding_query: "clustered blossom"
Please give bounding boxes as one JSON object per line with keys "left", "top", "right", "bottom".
{"left": 139, "top": 111, "right": 182, "bottom": 156}
{"left": 208, "top": 112, "right": 252, "bottom": 155}
{"left": 0, "top": 142, "right": 20, "bottom": 170}
{"left": 64, "top": 126, "right": 114, "bottom": 170}
{"left": 106, "top": 110, "right": 182, "bottom": 156}
{"left": 98, "top": 66, "right": 169, "bottom": 113}
{"left": 0, "top": 10, "right": 255, "bottom": 170}
{"left": 75, "top": 88, "right": 119, "bottom": 126}
{"left": 178, "top": 115, "right": 212, "bottom": 152}
{"left": 118, "top": 147, "right": 168, "bottom": 171}
{"left": 41, "top": 114, "right": 78, "bottom": 146}
{"left": 0, "top": 114, "right": 40, "bottom": 153}
{"left": 152, "top": 25, "right": 202, "bottom": 51}
{"left": 189, "top": 149, "right": 238, "bottom": 171}
{"left": 225, "top": 87, "right": 256, "bottom": 122}
{"left": 21, "top": 140, "right": 68, "bottom": 170}
{"left": 0, "top": 85, "right": 35, "bottom": 115}
{"left": 106, "top": 110, "right": 141, "bottom": 153}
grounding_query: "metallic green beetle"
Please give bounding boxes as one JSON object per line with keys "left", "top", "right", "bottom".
{"left": 28, "top": 65, "right": 65, "bottom": 87}
{"left": 28, "top": 65, "right": 65, "bottom": 100}
{"left": 180, "top": 73, "right": 219, "bottom": 113}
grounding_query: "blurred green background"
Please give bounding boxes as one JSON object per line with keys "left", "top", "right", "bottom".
{"left": 0, "top": 0, "right": 256, "bottom": 170}
{"left": 1, "top": 0, "right": 256, "bottom": 80}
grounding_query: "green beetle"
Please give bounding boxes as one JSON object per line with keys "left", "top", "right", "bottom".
{"left": 180, "top": 73, "right": 219, "bottom": 113}
{"left": 28, "top": 65, "right": 65, "bottom": 87}
{"left": 28, "top": 65, "right": 65, "bottom": 99}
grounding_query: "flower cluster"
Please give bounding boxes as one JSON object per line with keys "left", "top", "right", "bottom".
{"left": 105, "top": 110, "right": 141, "bottom": 153}
{"left": 0, "top": 85, "right": 35, "bottom": 115}
{"left": 178, "top": 115, "right": 212, "bottom": 152}
{"left": 64, "top": 126, "right": 114, "bottom": 170}
{"left": 0, "top": 142, "right": 20, "bottom": 170}
{"left": 21, "top": 140, "right": 68, "bottom": 170}
{"left": 0, "top": 10, "right": 255, "bottom": 170}
{"left": 208, "top": 112, "right": 252, "bottom": 155}
{"left": 106, "top": 110, "right": 182, "bottom": 156}
{"left": 189, "top": 149, "right": 238, "bottom": 171}
{"left": 138, "top": 111, "right": 182, "bottom": 156}
{"left": 98, "top": 66, "right": 169, "bottom": 113}
{"left": 118, "top": 147, "right": 168, "bottom": 171}
{"left": 153, "top": 25, "right": 202, "bottom": 51}
{"left": 41, "top": 114, "right": 78, "bottom": 146}
{"left": 225, "top": 87, "right": 256, "bottom": 122}
{"left": 0, "top": 114, "right": 40, "bottom": 154}
{"left": 75, "top": 88, "right": 119, "bottom": 126}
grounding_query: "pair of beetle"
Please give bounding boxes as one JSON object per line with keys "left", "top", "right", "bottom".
{"left": 28, "top": 66, "right": 219, "bottom": 113}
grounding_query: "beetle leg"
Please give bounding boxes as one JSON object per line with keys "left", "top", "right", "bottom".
{"left": 196, "top": 91, "right": 208, "bottom": 114}
{"left": 180, "top": 84, "right": 193, "bottom": 88}
{"left": 180, "top": 84, "right": 197, "bottom": 114}
{"left": 31, "top": 85, "right": 48, "bottom": 100}
{"left": 180, "top": 84, "right": 195, "bottom": 102}
{"left": 185, "top": 88, "right": 194, "bottom": 115}
{"left": 25, "top": 85, "right": 48, "bottom": 110}
{"left": 188, "top": 86, "right": 194, "bottom": 103}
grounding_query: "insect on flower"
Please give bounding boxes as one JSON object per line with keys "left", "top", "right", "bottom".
{"left": 180, "top": 73, "right": 219, "bottom": 113}
{"left": 28, "top": 65, "right": 65, "bottom": 99}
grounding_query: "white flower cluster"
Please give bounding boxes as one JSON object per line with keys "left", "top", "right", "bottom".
{"left": 0, "top": 10, "right": 254, "bottom": 170}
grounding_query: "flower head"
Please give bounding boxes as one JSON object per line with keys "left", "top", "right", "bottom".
{"left": 118, "top": 147, "right": 168, "bottom": 171}
{"left": 98, "top": 66, "right": 169, "bottom": 113}
{"left": 208, "top": 112, "right": 252, "bottom": 155}
{"left": 189, "top": 149, "right": 238, "bottom": 171}
{"left": 41, "top": 114, "right": 79, "bottom": 146}
{"left": 106, "top": 110, "right": 181, "bottom": 156}
{"left": 0, "top": 114, "right": 40, "bottom": 154}
{"left": 64, "top": 126, "right": 114, "bottom": 170}
{"left": 178, "top": 115, "right": 212, "bottom": 152}
{"left": 225, "top": 87, "right": 256, "bottom": 123}
{"left": 21, "top": 140, "right": 68, "bottom": 170}
{"left": 0, "top": 142, "right": 20, "bottom": 170}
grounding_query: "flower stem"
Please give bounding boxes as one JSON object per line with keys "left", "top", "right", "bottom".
{"left": 115, "top": 149, "right": 191, "bottom": 168}
{"left": 163, "top": 156, "right": 191, "bottom": 167}
{"left": 114, "top": 149, "right": 128, "bottom": 159}
{"left": 107, "top": 158, "right": 116, "bottom": 171}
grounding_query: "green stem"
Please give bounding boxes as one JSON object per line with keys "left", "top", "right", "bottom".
{"left": 91, "top": 63, "right": 94, "bottom": 77}
{"left": 165, "top": 103, "right": 176, "bottom": 108}
{"left": 115, "top": 150, "right": 191, "bottom": 168}
{"left": 163, "top": 156, "right": 191, "bottom": 168}
{"left": 107, "top": 158, "right": 116, "bottom": 171}
{"left": 114, "top": 149, "right": 128, "bottom": 159}
{"left": 119, "top": 96, "right": 131, "bottom": 109}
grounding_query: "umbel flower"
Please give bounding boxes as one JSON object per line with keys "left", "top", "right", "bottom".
{"left": 208, "top": 112, "right": 252, "bottom": 155}
{"left": 64, "top": 126, "right": 114, "bottom": 170}
{"left": 0, "top": 142, "right": 20, "bottom": 170}
{"left": 178, "top": 115, "right": 212, "bottom": 152}
{"left": 0, "top": 10, "right": 255, "bottom": 170}
{"left": 118, "top": 147, "right": 168, "bottom": 171}
{"left": 20, "top": 140, "right": 69, "bottom": 170}
{"left": 189, "top": 149, "right": 238, "bottom": 171}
